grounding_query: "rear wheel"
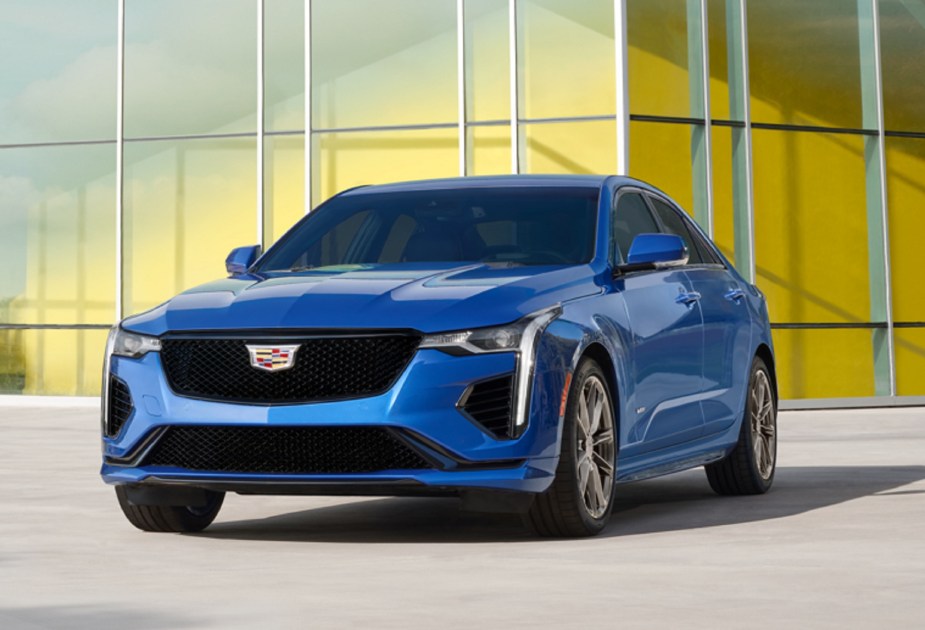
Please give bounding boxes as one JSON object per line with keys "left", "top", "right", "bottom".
{"left": 527, "top": 359, "right": 617, "bottom": 537}
{"left": 115, "top": 486, "right": 224, "bottom": 533}
{"left": 705, "top": 356, "right": 777, "bottom": 495}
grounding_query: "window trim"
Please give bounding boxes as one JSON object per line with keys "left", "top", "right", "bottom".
{"left": 610, "top": 186, "right": 662, "bottom": 266}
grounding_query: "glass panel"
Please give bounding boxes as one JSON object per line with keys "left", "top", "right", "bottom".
{"left": 314, "top": 129, "right": 457, "bottom": 205}
{"left": 264, "top": 134, "right": 305, "bottom": 245}
{"left": 0, "top": 328, "right": 108, "bottom": 396}
{"left": 628, "top": 121, "right": 694, "bottom": 215}
{"left": 885, "top": 137, "right": 925, "bottom": 323}
{"left": 523, "top": 121, "right": 616, "bottom": 174}
{"left": 707, "top": 0, "right": 730, "bottom": 121}
{"left": 124, "top": 0, "right": 257, "bottom": 137}
{"left": 771, "top": 328, "right": 875, "bottom": 399}
{"left": 895, "top": 329, "right": 925, "bottom": 396}
{"left": 0, "top": 0, "right": 117, "bottom": 143}
{"left": 880, "top": 0, "right": 925, "bottom": 133}
{"left": 465, "top": 0, "right": 510, "bottom": 123}
{"left": 752, "top": 129, "right": 870, "bottom": 324}
{"left": 746, "top": 1, "right": 863, "bottom": 129}
{"left": 710, "top": 126, "right": 735, "bottom": 261}
{"left": 311, "top": 0, "right": 457, "bottom": 129}
{"left": 627, "top": 0, "right": 692, "bottom": 118}
{"left": 123, "top": 138, "right": 257, "bottom": 316}
{"left": 468, "top": 125, "right": 511, "bottom": 175}
{"left": 265, "top": 0, "right": 305, "bottom": 131}
{"left": 520, "top": 0, "right": 614, "bottom": 119}
{"left": 0, "top": 145, "right": 116, "bottom": 325}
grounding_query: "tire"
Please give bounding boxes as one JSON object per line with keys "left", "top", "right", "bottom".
{"left": 705, "top": 356, "right": 777, "bottom": 495}
{"left": 115, "top": 486, "right": 224, "bottom": 533}
{"left": 527, "top": 359, "right": 617, "bottom": 537}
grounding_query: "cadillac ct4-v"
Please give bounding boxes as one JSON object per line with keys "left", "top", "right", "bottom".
{"left": 101, "top": 175, "right": 777, "bottom": 537}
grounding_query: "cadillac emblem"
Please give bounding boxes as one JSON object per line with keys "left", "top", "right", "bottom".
{"left": 245, "top": 344, "right": 300, "bottom": 372}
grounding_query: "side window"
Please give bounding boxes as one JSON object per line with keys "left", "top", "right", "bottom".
{"left": 648, "top": 197, "right": 704, "bottom": 264}
{"left": 613, "top": 192, "right": 660, "bottom": 262}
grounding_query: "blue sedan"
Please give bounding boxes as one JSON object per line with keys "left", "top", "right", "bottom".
{"left": 101, "top": 175, "right": 777, "bottom": 537}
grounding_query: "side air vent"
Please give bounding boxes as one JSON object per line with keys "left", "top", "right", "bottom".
{"left": 107, "top": 376, "right": 134, "bottom": 437}
{"left": 459, "top": 374, "right": 515, "bottom": 440}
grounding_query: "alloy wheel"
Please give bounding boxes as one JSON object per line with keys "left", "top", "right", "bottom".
{"left": 575, "top": 375, "right": 616, "bottom": 519}
{"left": 750, "top": 370, "right": 776, "bottom": 480}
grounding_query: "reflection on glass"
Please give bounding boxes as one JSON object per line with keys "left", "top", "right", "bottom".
{"left": 895, "top": 329, "right": 925, "bottom": 396}
{"left": 265, "top": 134, "right": 305, "bottom": 244}
{"left": 465, "top": 0, "right": 510, "bottom": 122}
{"left": 314, "top": 129, "right": 458, "bottom": 205}
{"left": 710, "top": 126, "right": 735, "bottom": 260}
{"left": 772, "top": 328, "right": 874, "bottom": 399}
{"left": 521, "top": 0, "right": 614, "bottom": 119}
{"left": 311, "top": 0, "right": 456, "bottom": 129}
{"left": 467, "top": 125, "right": 511, "bottom": 176}
{"left": 752, "top": 130, "right": 870, "bottom": 324}
{"left": 627, "top": 0, "right": 691, "bottom": 118}
{"left": 0, "top": 145, "right": 116, "bottom": 325}
{"left": 265, "top": 0, "right": 305, "bottom": 131}
{"left": 0, "top": 328, "right": 108, "bottom": 396}
{"left": 522, "top": 121, "right": 615, "bottom": 174}
{"left": 0, "top": 0, "right": 117, "bottom": 143}
{"left": 628, "top": 121, "right": 694, "bottom": 215}
{"left": 707, "top": 0, "right": 730, "bottom": 121}
{"left": 885, "top": 137, "right": 925, "bottom": 323}
{"left": 879, "top": 0, "right": 925, "bottom": 132}
{"left": 123, "top": 138, "right": 257, "bottom": 316}
{"left": 124, "top": 0, "right": 257, "bottom": 137}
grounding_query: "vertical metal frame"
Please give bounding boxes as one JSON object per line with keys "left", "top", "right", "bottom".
{"left": 737, "top": 0, "right": 755, "bottom": 283}
{"left": 508, "top": 0, "right": 520, "bottom": 173}
{"left": 115, "top": 0, "right": 125, "bottom": 322}
{"left": 614, "top": 0, "right": 629, "bottom": 175}
{"left": 257, "top": 0, "right": 265, "bottom": 245}
{"left": 687, "top": 0, "right": 714, "bottom": 235}
{"left": 304, "top": 0, "right": 313, "bottom": 213}
{"left": 457, "top": 0, "right": 467, "bottom": 177}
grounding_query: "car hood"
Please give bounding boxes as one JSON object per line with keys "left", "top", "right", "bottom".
{"left": 122, "top": 263, "right": 602, "bottom": 335}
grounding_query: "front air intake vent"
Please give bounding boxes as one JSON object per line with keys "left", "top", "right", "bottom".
{"left": 460, "top": 374, "right": 515, "bottom": 439}
{"left": 107, "top": 376, "right": 134, "bottom": 437}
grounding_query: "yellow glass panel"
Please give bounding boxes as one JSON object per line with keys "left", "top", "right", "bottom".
{"left": 0, "top": 0, "right": 117, "bottom": 143}
{"left": 523, "top": 121, "right": 615, "bottom": 175}
{"left": 468, "top": 125, "right": 511, "bottom": 176}
{"left": 521, "top": 0, "right": 614, "bottom": 119}
{"left": 752, "top": 130, "right": 870, "bottom": 324}
{"left": 710, "top": 126, "right": 735, "bottom": 260}
{"left": 465, "top": 0, "right": 510, "bottom": 123}
{"left": 311, "top": 0, "right": 456, "bottom": 129}
{"left": 0, "top": 328, "right": 108, "bottom": 396}
{"left": 885, "top": 137, "right": 925, "bottom": 323}
{"left": 265, "top": 0, "right": 305, "bottom": 131}
{"left": 123, "top": 138, "right": 257, "bottom": 316}
{"left": 314, "top": 129, "right": 457, "bottom": 204}
{"left": 895, "top": 329, "right": 925, "bottom": 396}
{"left": 124, "top": 0, "right": 257, "bottom": 137}
{"left": 627, "top": 0, "right": 691, "bottom": 118}
{"left": 880, "top": 0, "right": 925, "bottom": 132}
{"left": 771, "top": 328, "right": 875, "bottom": 399}
{"left": 746, "top": 1, "right": 863, "bottom": 128}
{"left": 707, "top": 0, "right": 730, "bottom": 121}
{"left": 0, "top": 145, "right": 116, "bottom": 325}
{"left": 264, "top": 134, "right": 305, "bottom": 244}
{"left": 628, "top": 121, "right": 693, "bottom": 214}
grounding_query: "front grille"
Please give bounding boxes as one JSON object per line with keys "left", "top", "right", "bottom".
{"left": 159, "top": 334, "right": 420, "bottom": 404}
{"left": 141, "top": 426, "right": 432, "bottom": 474}
{"left": 107, "top": 376, "right": 134, "bottom": 437}
{"left": 460, "top": 374, "right": 514, "bottom": 439}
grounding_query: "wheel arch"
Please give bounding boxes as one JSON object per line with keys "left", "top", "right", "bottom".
{"left": 755, "top": 343, "right": 778, "bottom": 404}
{"left": 575, "top": 342, "right": 621, "bottom": 447}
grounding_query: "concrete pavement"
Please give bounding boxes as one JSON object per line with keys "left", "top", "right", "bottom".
{"left": 1, "top": 405, "right": 923, "bottom": 629}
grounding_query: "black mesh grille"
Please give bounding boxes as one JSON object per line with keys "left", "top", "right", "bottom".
{"left": 141, "top": 425, "right": 432, "bottom": 474}
{"left": 461, "top": 375, "right": 514, "bottom": 439}
{"left": 159, "top": 334, "right": 420, "bottom": 404}
{"left": 107, "top": 376, "right": 134, "bottom": 437}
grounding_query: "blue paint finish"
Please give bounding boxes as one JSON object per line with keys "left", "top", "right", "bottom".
{"left": 101, "top": 175, "right": 774, "bottom": 501}
{"left": 625, "top": 233, "right": 687, "bottom": 265}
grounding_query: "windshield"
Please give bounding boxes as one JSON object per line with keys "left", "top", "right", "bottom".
{"left": 257, "top": 187, "right": 599, "bottom": 272}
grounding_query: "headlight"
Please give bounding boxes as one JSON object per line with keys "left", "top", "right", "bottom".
{"left": 108, "top": 326, "right": 161, "bottom": 358}
{"left": 421, "top": 305, "right": 562, "bottom": 436}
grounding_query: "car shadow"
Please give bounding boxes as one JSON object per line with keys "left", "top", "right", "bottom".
{"left": 200, "top": 465, "right": 925, "bottom": 544}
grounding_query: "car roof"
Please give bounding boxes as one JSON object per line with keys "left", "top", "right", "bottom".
{"left": 339, "top": 174, "right": 634, "bottom": 196}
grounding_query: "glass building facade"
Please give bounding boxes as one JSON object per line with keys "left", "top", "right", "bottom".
{"left": 1, "top": 0, "right": 924, "bottom": 402}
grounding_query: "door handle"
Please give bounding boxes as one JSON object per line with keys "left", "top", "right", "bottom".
{"left": 675, "top": 291, "right": 701, "bottom": 306}
{"left": 724, "top": 288, "right": 746, "bottom": 303}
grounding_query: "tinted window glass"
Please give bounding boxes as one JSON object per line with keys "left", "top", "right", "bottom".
{"left": 258, "top": 187, "right": 599, "bottom": 270}
{"left": 613, "top": 192, "right": 659, "bottom": 262}
{"left": 649, "top": 197, "right": 703, "bottom": 264}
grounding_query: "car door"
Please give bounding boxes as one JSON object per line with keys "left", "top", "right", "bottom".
{"left": 612, "top": 190, "right": 705, "bottom": 457}
{"left": 647, "top": 194, "right": 753, "bottom": 436}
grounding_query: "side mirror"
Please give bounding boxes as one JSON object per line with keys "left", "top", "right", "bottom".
{"left": 225, "top": 245, "right": 262, "bottom": 276}
{"left": 617, "top": 234, "right": 688, "bottom": 273}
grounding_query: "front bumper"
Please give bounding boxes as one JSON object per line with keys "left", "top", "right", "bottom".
{"left": 101, "top": 346, "right": 565, "bottom": 494}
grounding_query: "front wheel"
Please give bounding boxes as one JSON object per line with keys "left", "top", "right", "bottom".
{"left": 115, "top": 486, "right": 224, "bottom": 533}
{"left": 705, "top": 356, "right": 777, "bottom": 495}
{"left": 527, "top": 359, "right": 617, "bottom": 537}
